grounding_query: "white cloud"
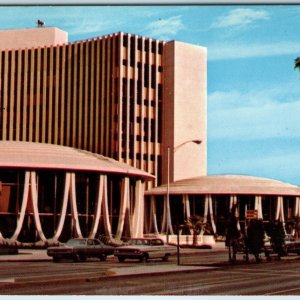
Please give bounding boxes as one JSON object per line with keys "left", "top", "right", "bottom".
{"left": 64, "top": 19, "right": 123, "bottom": 36}
{"left": 145, "top": 15, "right": 184, "bottom": 39}
{"left": 208, "top": 84, "right": 300, "bottom": 140}
{"left": 211, "top": 8, "right": 270, "bottom": 30}
{"left": 208, "top": 41, "right": 300, "bottom": 60}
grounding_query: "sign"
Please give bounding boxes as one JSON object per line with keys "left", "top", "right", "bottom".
{"left": 246, "top": 210, "right": 258, "bottom": 219}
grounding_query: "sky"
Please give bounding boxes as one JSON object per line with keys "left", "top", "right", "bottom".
{"left": 0, "top": 4, "right": 300, "bottom": 185}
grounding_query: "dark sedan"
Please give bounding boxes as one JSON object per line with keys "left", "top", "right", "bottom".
{"left": 47, "top": 238, "right": 115, "bottom": 262}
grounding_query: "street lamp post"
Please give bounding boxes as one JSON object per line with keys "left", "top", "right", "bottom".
{"left": 166, "top": 139, "right": 202, "bottom": 264}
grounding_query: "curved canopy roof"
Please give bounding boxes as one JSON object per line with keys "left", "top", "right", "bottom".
{"left": 145, "top": 175, "right": 300, "bottom": 196}
{"left": 0, "top": 141, "right": 154, "bottom": 180}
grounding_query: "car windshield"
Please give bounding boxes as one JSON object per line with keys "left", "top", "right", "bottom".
{"left": 127, "top": 239, "right": 150, "bottom": 246}
{"left": 150, "top": 239, "right": 163, "bottom": 246}
{"left": 65, "top": 239, "right": 86, "bottom": 246}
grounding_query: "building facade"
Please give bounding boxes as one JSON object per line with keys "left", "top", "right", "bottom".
{"left": 145, "top": 175, "right": 300, "bottom": 243}
{"left": 0, "top": 27, "right": 207, "bottom": 189}
{"left": 0, "top": 27, "right": 207, "bottom": 244}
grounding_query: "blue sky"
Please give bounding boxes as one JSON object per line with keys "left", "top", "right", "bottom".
{"left": 0, "top": 5, "right": 300, "bottom": 185}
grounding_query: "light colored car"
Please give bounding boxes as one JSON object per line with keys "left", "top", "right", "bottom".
{"left": 114, "top": 238, "right": 176, "bottom": 262}
{"left": 47, "top": 238, "right": 115, "bottom": 262}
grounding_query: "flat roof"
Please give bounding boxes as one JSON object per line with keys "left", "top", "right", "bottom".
{"left": 0, "top": 141, "right": 154, "bottom": 180}
{"left": 145, "top": 175, "right": 300, "bottom": 196}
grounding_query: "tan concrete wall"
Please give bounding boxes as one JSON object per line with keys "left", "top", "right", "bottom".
{"left": 162, "top": 41, "right": 207, "bottom": 183}
{"left": 0, "top": 27, "right": 68, "bottom": 50}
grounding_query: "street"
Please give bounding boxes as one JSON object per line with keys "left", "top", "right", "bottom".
{"left": 1, "top": 250, "right": 300, "bottom": 295}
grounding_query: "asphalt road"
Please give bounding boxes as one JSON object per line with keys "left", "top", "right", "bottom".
{"left": 1, "top": 251, "right": 300, "bottom": 295}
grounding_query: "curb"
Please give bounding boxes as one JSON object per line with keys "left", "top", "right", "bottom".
{"left": 0, "top": 265, "right": 219, "bottom": 290}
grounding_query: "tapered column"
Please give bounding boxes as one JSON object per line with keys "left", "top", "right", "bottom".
{"left": 89, "top": 175, "right": 105, "bottom": 238}
{"left": 52, "top": 172, "right": 83, "bottom": 241}
{"left": 115, "top": 177, "right": 132, "bottom": 239}
{"left": 182, "top": 194, "right": 191, "bottom": 220}
{"left": 131, "top": 180, "right": 145, "bottom": 238}
{"left": 52, "top": 173, "right": 71, "bottom": 241}
{"left": 88, "top": 175, "right": 113, "bottom": 239}
{"left": 203, "top": 195, "right": 217, "bottom": 234}
{"left": 101, "top": 176, "right": 113, "bottom": 239}
{"left": 254, "top": 195, "right": 263, "bottom": 219}
{"left": 294, "top": 197, "right": 300, "bottom": 217}
{"left": 70, "top": 173, "right": 82, "bottom": 238}
{"left": 30, "top": 172, "right": 47, "bottom": 242}
{"left": 163, "top": 195, "right": 174, "bottom": 235}
{"left": 229, "top": 195, "right": 241, "bottom": 231}
{"left": 161, "top": 196, "right": 167, "bottom": 233}
{"left": 10, "top": 171, "right": 30, "bottom": 241}
{"left": 149, "top": 196, "right": 159, "bottom": 234}
{"left": 275, "top": 196, "right": 285, "bottom": 222}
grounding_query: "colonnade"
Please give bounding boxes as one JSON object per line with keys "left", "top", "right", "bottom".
{"left": 0, "top": 171, "right": 145, "bottom": 245}
{"left": 146, "top": 194, "right": 300, "bottom": 236}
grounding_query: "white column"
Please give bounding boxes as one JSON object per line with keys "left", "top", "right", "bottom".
{"left": 30, "top": 171, "right": 47, "bottom": 242}
{"left": 166, "top": 195, "right": 174, "bottom": 235}
{"left": 10, "top": 171, "right": 30, "bottom": 241}
{"left": 254, "top": 195, "right": 263, "bottom": 219}
{"left": 70, "top": 173, "right": 82, "bottom": 238}
{"left": 276, "top": 196, "right": 285, "bottom": 222}
{"left": 131, "top": 180, "right": 145, "bottom": 238}
{"left": 89, "top": 175, "right": 104, "bottom": 239}
{"left": 115, "top": 177, "right": 131, "bottom": 239}
{"left": 203, "top": 195, "right": 209, "bottom": 224}
{"left": 183, "top": 194, "right": 191, "bottom": 220}
{"left": 52, "top": 173, "right": 71, "bottom": 241}
{"left": 202, "top": 195, "right": 217, "bottom": 235}
{"left": 161, "top": 196, "right": 167, "bottom": 233}
{"left": 149, "top": 196, "right": 159, "bottom": 234}
{"left": 208, "top": 195, "right": 217, "bottom": 234}
{"left": 229, "top": 195, "right": 241, "bottom": 231}
{"left": 101, "top": 175, "right": 113, "bottom": 239}
{"left": 294, "top": 197, "right": 300, "bottom": 217}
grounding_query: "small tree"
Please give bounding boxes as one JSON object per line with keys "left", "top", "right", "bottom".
{"left": 285, "top": 217, "right": 300, "bottom": 238}
{"left": 183, "top": 215, "right": 211, "bottom": 246}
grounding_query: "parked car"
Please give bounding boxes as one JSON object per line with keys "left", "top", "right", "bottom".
{"left": 283, "top": 235, "right": 300, "bottom": 255}
{"left": 264, "top": 234, "right": 300, "bottom": 258}
{"left": 114, "top": 238, "right": 176, "bottom": 262}
{"left": 47, "top": 238, "right": 115, "bottom": 262}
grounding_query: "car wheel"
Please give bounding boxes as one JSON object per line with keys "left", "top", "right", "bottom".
{"left": 53, "top": 257, "right": 60, "bottom": 263}
{"left": 140, "top": 254, "right": 148, "bottom": 263}
{"left": 162, "top": 254, "right": 169, "bottom": 262}
{"left": 118, "top": 256, "right": 125, "bottom": 262}
{"left": 73, "top": 254, "right": 80, "bottom": 262}
{"left": 79, "top": 256, "right": 87, "bottom": 262}
{"left": 99, "top": 254, "right": 107, "bottom": 261}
